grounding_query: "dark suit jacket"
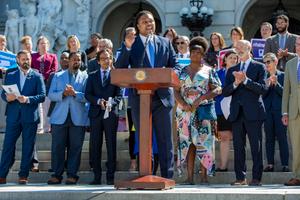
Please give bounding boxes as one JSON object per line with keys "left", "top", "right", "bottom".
{"left": 1, "top": 68, "right": 46, "bottom": 123}
{"left": 87, "top": 58, "right": 99, "bottom": 74}
{"left": 262, "top": 70, "right": 284, "bottom": 112}
{"left": 85, "top": 69, "right": 122, "bottom": 118}
{"left": 115, "top": 35, "right": 178, "bottom": 108}
{"left": 222, "top": 60, "right": 268, "bottom": 121}
{"left": 264, "top": 32, "right": 298, "bottom": 70}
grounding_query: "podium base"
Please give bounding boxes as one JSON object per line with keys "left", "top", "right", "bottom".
{"left": 114, "top": 175, "right": 175, "bottom": 190}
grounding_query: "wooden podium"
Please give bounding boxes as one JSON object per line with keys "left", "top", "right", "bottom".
{"left": 111, "top": 68, "right": 179, "bottom": 190}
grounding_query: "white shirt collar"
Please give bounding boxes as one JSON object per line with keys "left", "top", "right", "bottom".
{"left": 240, "top": 58, "right": 252, "bottom": 71}
{"left": 178, "top": 52, "right": 190, "bottom": 58}
{"left": 19, "top": 67, "right": 31, "bottom": 76}
{"left": 100, "top": 67, "right": 111, "bottom": 74}
{"left": 139, "top": 34, "right": 154, "bottom": 46}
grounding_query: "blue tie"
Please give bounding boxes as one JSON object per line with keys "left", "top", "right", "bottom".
{"left": 279, "top": 35, "right": 285, "bottom": 49}
{"left": 240, "top": 62, "right": 245, "bottom": 72}
{"left": 148, "top": 41, "right": 155, "bottom": 68}
{"left": 297, "top": 61, "right": 300, "bottom": 83}
{"left": 102, "top": 71, "right": 108, "bottom": 86}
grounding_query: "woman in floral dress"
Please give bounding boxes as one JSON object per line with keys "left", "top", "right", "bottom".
{"left": 175, "top": 36, "right": 222, "bottom": 184}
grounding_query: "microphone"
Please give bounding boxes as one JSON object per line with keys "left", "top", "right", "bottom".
{"left": 140, "top": 33, "right": 153, "bottom": 67}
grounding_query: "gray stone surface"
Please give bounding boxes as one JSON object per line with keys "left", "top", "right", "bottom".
{"left": 0, "top": 185, "right": 299, "bottom": 200}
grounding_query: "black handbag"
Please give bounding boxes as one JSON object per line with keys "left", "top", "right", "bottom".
{"left": 197, "top": 102, "right": 217, "bottom": 120}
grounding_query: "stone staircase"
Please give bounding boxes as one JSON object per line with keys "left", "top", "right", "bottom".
{"left": 0, "top": 129, "right": 293, "bottom": 184}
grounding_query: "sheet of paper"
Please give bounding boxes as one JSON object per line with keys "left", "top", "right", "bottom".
{"left": 220, "top": 96, "right": 231, "bottom": 120}
{"left": 2, "top": 84, "right": 21, "bottom": 97}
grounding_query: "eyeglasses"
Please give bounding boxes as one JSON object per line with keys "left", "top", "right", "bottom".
{"left": 263, "top": 60, "right": 273, "bottom": 65}
{"left": 176, "top": 42, "right": 186, "bottom": 45}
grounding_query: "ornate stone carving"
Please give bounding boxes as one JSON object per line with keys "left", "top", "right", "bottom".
{"left": 5, "top": 0, "right": 91, "bottom": 53}
{"left": 4, "top": 9, "right": 21, "bottom": 53}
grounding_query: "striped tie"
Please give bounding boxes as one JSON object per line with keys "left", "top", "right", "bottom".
{"left": 102, "top": 71, "right": 108, "bottom": 86}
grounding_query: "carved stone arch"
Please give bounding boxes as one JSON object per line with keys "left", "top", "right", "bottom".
{"left": 92, "top": 0, "right": 165, "bottom": 51}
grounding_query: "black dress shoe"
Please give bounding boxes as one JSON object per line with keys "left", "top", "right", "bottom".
{"left": 282, "top": 166, "right": 290, "bottom": 172}
{"left": 89, "top": 180, "right": 101, "bottom": 185}
{"left": 263, "top": 166, "right": 274, "bottom": 172}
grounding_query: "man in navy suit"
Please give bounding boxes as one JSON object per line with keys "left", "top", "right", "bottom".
{"left": 0, "top": 50, "right": 45, "bottom": 184}
{"left": 262, "top": 53, "right": 289, "bottom": 172}
{"left": 115, "top": 10, "right": 178, "bottom": 178}
{"left": 85, "top": 49, "right": 122, "bottom": 185}
{"left": 223, "top": 40, "right": 268, "bottom": 186}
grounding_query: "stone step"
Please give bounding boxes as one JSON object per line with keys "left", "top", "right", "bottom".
{"left": 0, "top": 184, "right": 298, "bottom": 200}
{"left": 0, "top": 132, "right": 130, "bottom": 151}
{"left": 11, "top": 158, "right": 131, "bottom": 171}
{"left": 11, "top": 159, "right": 280, "bottom": 172}
{"left": 4, "top": 171, "right": 294, "bottom": 185}
{"left": 0, "top": 150, "right": 130, "bottom": 161}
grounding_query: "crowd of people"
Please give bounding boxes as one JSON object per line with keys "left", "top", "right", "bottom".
{"left": 0, "top": 10, "right": 299, "bottom": 187}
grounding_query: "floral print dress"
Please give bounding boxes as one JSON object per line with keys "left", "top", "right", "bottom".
{"left": 176, "top": 65, "right": 221, "bottom": 176}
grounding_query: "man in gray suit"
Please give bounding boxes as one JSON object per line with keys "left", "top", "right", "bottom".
{"left": 282, "top": 36, "right": 300, "bottom": 186}
{"left": 264, "top": 15, "right": 298, "bottom": 71}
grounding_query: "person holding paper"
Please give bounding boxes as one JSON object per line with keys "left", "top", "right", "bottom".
{"left": 223, "top": 40, "right": 268, "bottom": 186}
{"left": 0, "top": 50, "right": 45, "bottom": 184}
{"left": 47, "top": 52, "right": 88, "bottom": 185}
{"left": 214, "top": 50, "right": 238, "bottom": 172}
{"left": 85, "top": 49, "right": 122, "bottom": 185}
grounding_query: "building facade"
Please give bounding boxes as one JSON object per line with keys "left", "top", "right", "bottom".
{"left": 0, "top": 0, "right": 299, "bottom": 53}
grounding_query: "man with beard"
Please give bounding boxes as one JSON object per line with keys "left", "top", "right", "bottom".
{"left": 115, "top": 10, "right": 178, "bottom": 179}
{"left": 264, "top": 15, "right": 298, "bottom": 71}
{"left": 0, "top": 50, "right": 46, "bottom": 184}
{"left": 223, "top": 40, "right": 268, "bottom": 186}
{"left": 47, "top": 52, "right": 88, "bottom": 185}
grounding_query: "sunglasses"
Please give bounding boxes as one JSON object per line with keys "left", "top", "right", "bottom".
{"left": 176, "top": 42, "right": 185, "bottom": 45}
{"left": 263, "top": 60, "right": 273, "bottom": 64}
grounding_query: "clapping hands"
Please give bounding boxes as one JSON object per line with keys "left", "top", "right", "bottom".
{"left": 233, "top": 71, "right": 246, "bottom": 86}
{"left": 63, "top": 84, "right": 76, "bottom": 97}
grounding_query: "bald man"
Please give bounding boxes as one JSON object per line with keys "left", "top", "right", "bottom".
{"left": 223, "top": 40, "right": 268, "bottom": 186}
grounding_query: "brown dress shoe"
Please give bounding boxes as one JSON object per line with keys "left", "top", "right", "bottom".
{"left": 0, "top": 177, "right": 6, "bottom": 184}
{"left": 284, "top": 178, "right": 300, "bottom": 186}
{"left": 65, "top": 177, "right": 78, "bottom": 185}
{"left": 231, "top": 179, "right": 247, "bottom": 186}
{"left": 47, "top": 177, "right": 62, "bottom": 185}
{"left": 18, "top": 177, "right": 28, "bottom": 185}
{"left": 249, "top": 179, "right": 262, "bottom": 186}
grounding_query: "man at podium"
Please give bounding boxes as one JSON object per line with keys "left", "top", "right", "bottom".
{"left": 115, "top": 10, "right": 178, "bottom": 179}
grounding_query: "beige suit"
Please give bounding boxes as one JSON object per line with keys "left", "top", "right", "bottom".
{"left": 264, "top": 32, "right": 298, "bottom": 71}
{"left": 282, "top": 56, "right": 300, "bottom": 177}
